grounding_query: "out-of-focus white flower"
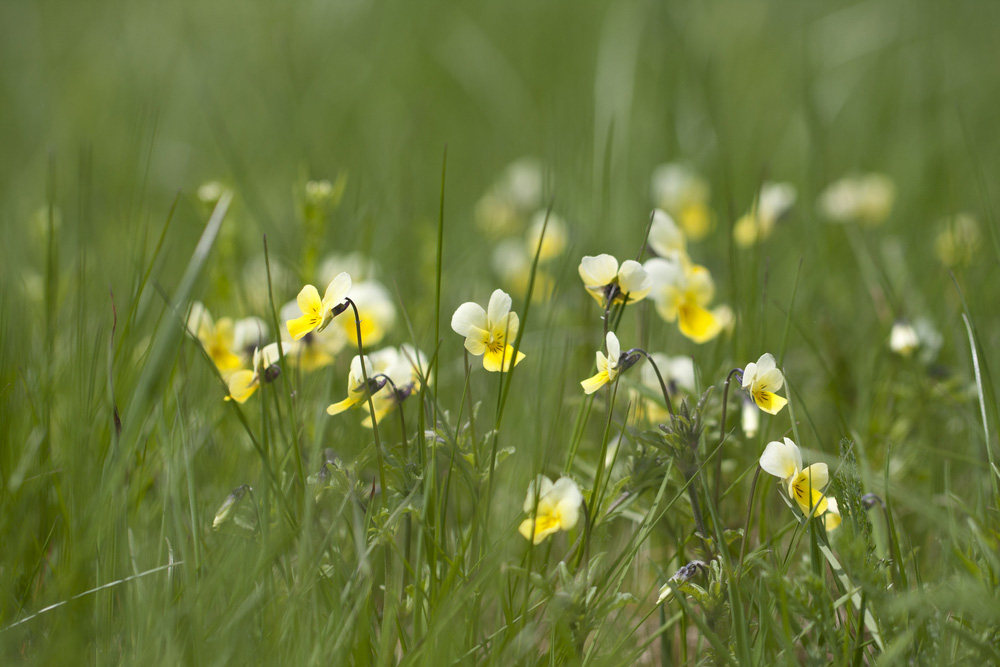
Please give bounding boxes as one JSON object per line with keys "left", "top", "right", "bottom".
{"left": 733, "top": 182, "right": 797, "bottom": 247}
{"left": 647, "top": 208, "right": 687, "bottom": 260}
{"left": 818, "top": 173, "right": 895, "bottom": 226}
{"left": 889, "top": 320, "right": 920, "bottom": 357}
{"left": 525, "top": 210, "right": 568, "bottom": 261}
{"left": 650, "top": 163, "right": 713, "bottom": 240}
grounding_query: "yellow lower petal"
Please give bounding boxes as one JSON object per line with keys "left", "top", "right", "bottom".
{"left": 225, "top": 370, "right": 259, "bottom": 403}
{"left": 753, "top": 391, "right": 787, "bottom": 415}
{"left": 518, "top": 514, "right": 562, "bottom": 545}
{"left": 678, "top": 303, "right": 722, "bottom": 343}
{"left": 580, "top": 371, "right": 610, "bottom": 395}
{"left": 792, "top": 483, "right": 829, "bottom": 518}
{"left": 287, "top": 314, "right": 321, "bottom": 341}
{"left": 483, "top": 345, "right": 525, "bottom": 372}
{"left": 326, "top": 395, "right": 360, "bottom": 415}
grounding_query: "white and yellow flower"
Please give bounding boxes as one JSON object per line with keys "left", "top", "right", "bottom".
{"left": 578, "top": 254, "right": 652, "bottom": 307}
{"left": 818, "top": 173, "right": 895, "bottom": 226}
{"left": 187, "top": 302, "right": 244, "bottom": 374}
{"left": 326, "top": 355, "right": 377, "bottom": 415}
{"left": 518, "top": 476, "right": 583, "bottom": 545}
{"left": 286, "top": 272, "right": 352, "bottom": 341}
{"left": 581, "top": 332, "right": 624, "bottom": 394}
{"left": 450, "top": 289, "right": 526, "bottom": 372}
{"left": 225, "top": 342, "right": 291, "bottom": 403}
{"left": 889, "top": 320, "right": 919, "bottom": 358}
{"left": 525, "top": 210, "right": 568, "bottom": 261}
{"left": 360, "top": 345, "right": 431, "bottom": 428}
{"left": 741, "top": 353, "right": 788, "bottom": 415}
{"left": 650, "top": 163, "right": 713, "bottom": 240}
{"left": 823, "top": 497, "right": 842, "bottom": 531}
{"left": 647, "top": 208, "right": 687, "bottom": 260}
{"left": 279, "top": 300, "right": 345, "bottom": 371}
{"left": 334, "top": 280, "right": 396, "bottom": 347}
{"left": 644, "top": 257, "right": 726, "bottom": 343}
{"left": 759, "top": 437, "right": 830, "bottom": 518}
{"left": 733, "top": 182, "right": 797, "bottom": 247}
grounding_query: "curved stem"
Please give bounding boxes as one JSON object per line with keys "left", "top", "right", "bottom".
{"left": 345, "top": 297, "right": 386, "bottom": 500}
{"left": 372, "top": 373, "right": 409, "bottom": 464}
{"left": 714, "top": 368, "right": 743, "bottom": 505}
{"left": 624, "top": 347, "right": 675, "bottom": 417}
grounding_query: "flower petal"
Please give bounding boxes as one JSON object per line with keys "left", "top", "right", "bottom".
{"left": 323, "top": 272, "right": 352, "bottom": 308}
{"left": 605, "top": 331, "right": 620, "bottom": 361}
{"left": 578, "top": 254, "right": 619, "bottom": 288}
{"left": 617, "top": 260, "right": 652, "bottom": 301}
{"left": 581, "top": 371, "right": 609, "bottom": 394}
{"left": 759, "top": 439, "right": 799, "bottom": 480}
{"left": 451, "top": 302, "right": 487, "bottom": 337}
{"left": 296, "top": 284, "right": 323, "bottom": 317}
{"left": 487, "top": 289, "right": 513, "bottom": 327}
{"left": 483, "top": 344, "right": 525, "bottom": 372}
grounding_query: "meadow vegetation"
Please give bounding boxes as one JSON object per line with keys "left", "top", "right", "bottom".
{"left": 2, "top": 1, "right": 1000, "bottom": 664}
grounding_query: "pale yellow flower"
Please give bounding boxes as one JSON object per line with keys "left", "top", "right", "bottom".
{"left": 451, "top": 289, "right": 526, "bottom": 372}
{"left": 647, "top": 208, "right": 687, "bottom": 260}
{"left": 759, "top": 437, "right": 830, "bottom": 518}
{"left": 818, "top": 173, "right": 895, "bottom": 226}
{"left": 225, "top": 342, "right": 291, "bottom": 403}
{"left": 334, "top": 280, "right": 396, "bottom": 347}
{"left": 326, "top": 355, "right": 376, "bottom": 415}
{"left": 359, "top": 345, "right": 431, "bottom": 428}
{"left": 733, "top": 182, "right": 796, "bottom": 247}
{"left": 650, "top": 163, "right": 713, "bottom": 240}
{"left": 525, "top": 211, "right": 568, "bottom": 261}
{"left": 741, "top": 353, "right": 788, "bottom": 415}
{"left": 578, "top": 254, "right": 652, "bottom": 307}
{"left": 187, "top": 302, "right": 242, "bottom": 373}
{"left": 286, "top": 272, "right": 352, "bottom": 341}
{"left": 518, "top": 476, "right": 583, "bottom": 545}
{"left": 823, "top": 497, "right": 842, "bottom": 531}
{"left": 279, "top": 300, "right": 345, "bottom": 371}
{"left": 581, "top": 332, "right": 623, "bottom": 394}
{"left": 644, "top": 257, "right": 724, "bottom": 343}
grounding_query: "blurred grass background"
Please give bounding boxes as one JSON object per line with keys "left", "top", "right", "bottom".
{"left": 3, "top": 0, "right": 1000, "bottom": 663}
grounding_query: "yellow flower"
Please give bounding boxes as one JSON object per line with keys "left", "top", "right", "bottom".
{"left": 818, "top": 173, "right": 895, "bottom": 226}
{"left": 525, "top": 211, "right": 568, "bottom": 261}
{"left": 450, "top": 289, "right": 526, "bottom": 372}
{"left": 326, "top": 355, "right": 377, "bottom": 415}
{"left": 578, "top": 254, "right": 652, "bottom": 307}
{"left": 741, "top": 353, "right": 788, "bottom": 415}
{"left": 823, "top": 497, "right": 842, "bottom": 531}
{"left": 644, "top": 257, "right": 725, "bottom": 343}
{"left": 187, "top": 302, "right": 243, "bottom": 373}
{"left": 359, "top": 345, "right": 431, "bottom": 429}
{"left": 650, "top": 163, "right": 713, "bottom": 240}
{"left": 334, "top": 280, "right": 396, "bottom": 347}
{"left": 286, "top": 272, "right": 352, "bottom": 341}
{"left": 518, "top": 476, "right": 583, "bottom": 545}
{"left": 581, "top": 332, "right": 623, "bottom": 394}
{"left": 279, "top": 300, "right": 345, "bottom": 371}
{"left": 759, "top": 437, "right": 830, "bottom": 518}
{"left": 225, "top": 342, "right": 290, "bottom": 403}
{"left": 733, "top": 182, "right": 796, "bottom": 247}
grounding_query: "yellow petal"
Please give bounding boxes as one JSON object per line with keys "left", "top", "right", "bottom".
{"left": 580, "top": 371, "right": 609, "bottom": 394}
{"left": 483, "top": 345, "right": 525, "bottom": 372}
{"left": 753, "top": 390, "right": 787, "bottom": 415}
{"left": 326, "top": 395, "right": 360, "bottom": 415}
{"left": 287, "top": 314, "right": 322, "bottom": 341}
{"left": 678, "top": 302, "right": 722, "bottom": 343}
{"left": 225, "top": 370, "right": 259, "bottom": 403}
{"left": 296, "top": 284, "right": 323, "bottom": 317}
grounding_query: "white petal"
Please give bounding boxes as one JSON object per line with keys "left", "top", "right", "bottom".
{"left": 451, "top": 302, "right": 487, "bottom": 336}
{"left": 618, "top": 260, "right": 652, "bottom": 297}
{"left": 759, "top": 439, "right": 799, "bottom": 479}
{"left": 487, "top": 289, "right": 513, "bottom": 326}
{"left": 323, "top": 272, "right": 352, "bottom": 306}
{"left": 523, "top": 475, "right": 554, "bottom": 512}
{"left": 605, "top": 331, "right": 620, "bottom": 361}
{"left": 648, "top": 208, "right": 686, "bottom": 258}
{"left": 578, "top": 254, "right": 619, "bottom": 287}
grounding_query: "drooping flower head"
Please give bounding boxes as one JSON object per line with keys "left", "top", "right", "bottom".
{"left": 286, "top": 272, "right": 352, "bottom": 341}
{"left": 759, "top": 437, "right": 831, "bottom": 518}
{"left": 644, "top": 257, "right": 726, "bottom": 343}
{"left": 518, "top": 476, "right": 583, "bottom": 545}
{"left": 326, "top": 355, "right": 377, "bottom": 415}
{"left": 578, "top": 254, "right": 651, "bottom": 308}
{"left": 741, "top": 353, "right": 788, "bottom": 415}
{"left": 359, "top": 345, "right": 431, "bottom": 428}
{"left": 225, "top": 342, "right": 291, "bottom": 403}
{"left": 279, "top": 299, "right": 345, "bottom": 371}
{"left": 450, "top": 289, "right": 526, "bottom": 372}
{"left": 581, "top": 331, "right": 626, "bottom": 394}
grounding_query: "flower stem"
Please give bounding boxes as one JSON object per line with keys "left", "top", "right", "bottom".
{"left": 346, "top": 297, "right": 386, "bottom": 500}
{"left": 714, "top": 368, "right": 743, "bottom": 504}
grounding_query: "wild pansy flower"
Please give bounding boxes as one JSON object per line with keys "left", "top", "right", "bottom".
{"left": 643, "top": 257, "right": 726, "bottom": 343}
{"left": 650, "top": 163, "right": 712, "bottom": 240}
{"left": 733, "top": 182, "right": 797, "bottom": 247}
{"left": 581, "top": 332, "right": 626, "bottom": 394}
{"left": 525, "top": 210, "right": 568, "bottom": 262}
{"left": 823, "top": 497, "right": 842, "bottom": 531}
{"left": 327, "top": 355, "right": 377, "bottom": 415}
{"left": 187, "top": 302, "right": 245, "bottom": 374}
{"left": 279, "top": 300, "right": 345, "bottom": 371}
{"left": 333, "top": 280, "right": 396, "bottom": 347}
{"left": 818, "top": 173, "right": 895, "bottom": 226}
{"left": 451, "top": 289, "right": 525, "bottom": 372}
{"left": 647, "top": 208, "right": 687, "bottom": 261}
{"left": 286, "top": 272, "right": 352, "bottom": 341}
{"left": 741, "top": 353, "right": 787, "bottom": 415}
{"left": 934, "top": 213, "right": 981, "bottom": 268}
{"left": 741, "top": 396, "right": 760, "bottom": 437}
{"left": 518, "top": 476, "right": 583, "bottom": 545}
{"left": 225, "top": 342, "right": 291, "bottom": 403}
{"left": 889, "top": 320, "right": 919, "bottom": 358}
{"left": 578, "top": 254, "right": 652, "bottom": 308}
{"left": 759, "top": 437, "right": 832, "bottom": 519}
{"left": 360, "top": 345, "right": 431, "bottom": 428}
{"left": 475, "top": 158, "right": 544, "bottom": 238}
